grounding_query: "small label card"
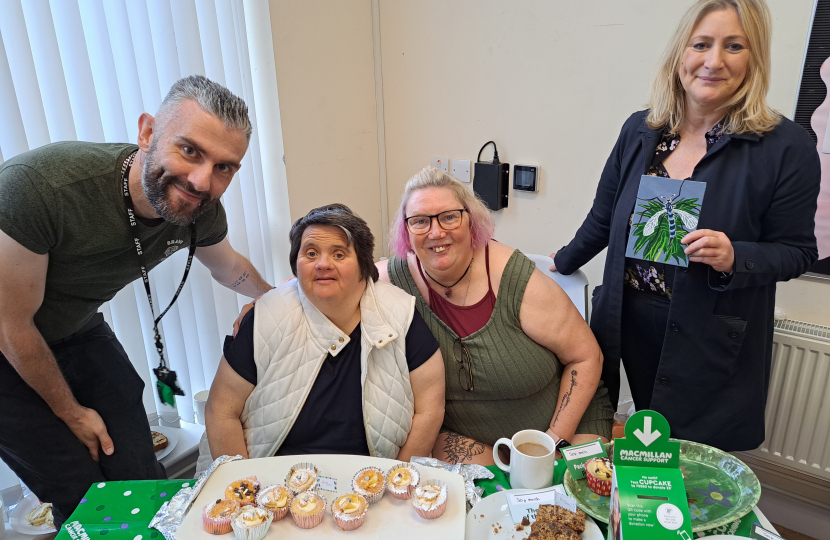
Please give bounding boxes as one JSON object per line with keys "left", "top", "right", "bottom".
{"left": 561, "top": 438, "right": 606, "bottom": 480}
{"left": 316, "top": 476, "right": 337, "bottom": 492}
{"left": 506, "top": 486, "right": 562, "bottom": 524}
{"left": 750, "top": 524, "right": 786, "bottom": 540}
{"left": 505, "top": 486, "right": 578, "bottom": 524}
{"left": 554, "top": 491, "right": 578, "bottom": 513}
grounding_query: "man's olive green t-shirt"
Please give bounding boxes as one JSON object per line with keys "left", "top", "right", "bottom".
{"left": 0, "top": 142, "right": 228, "bottom": 342}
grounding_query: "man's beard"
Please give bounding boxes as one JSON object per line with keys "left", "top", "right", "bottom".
{"left": 141, "top": 145, "right": 218, "bottom": 226}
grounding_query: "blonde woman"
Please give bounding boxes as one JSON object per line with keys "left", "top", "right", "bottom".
{"left": 552, "top": 0, "right": 820, "bottom": 451}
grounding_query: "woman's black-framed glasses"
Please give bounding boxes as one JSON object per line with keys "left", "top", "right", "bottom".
{"left": 405, "top": 209, "right": 465, "bottom": 235}
{"left": 453, "top": 337, "right": 474, "bottom": 392}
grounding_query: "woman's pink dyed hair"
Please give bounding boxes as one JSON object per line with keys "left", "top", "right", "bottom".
{"left": 390, "top": 166, "right": 495, "bottom": 259}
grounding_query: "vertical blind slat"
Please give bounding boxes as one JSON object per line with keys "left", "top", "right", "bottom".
{"left": 0, "top": 31, "right": 29, "bottom": 158}
{"left": 0, "top": 0, "right": 51, "bottom": 149}
{"left": 21, "top": 0, "right": 77, "bottom": 142}
{"left": 50, "top": 0, "right": 106, "bottom": 143}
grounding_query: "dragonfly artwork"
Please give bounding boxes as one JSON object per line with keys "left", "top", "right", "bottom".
{"left": 625, "top": 176, "right": 706, "bottom": 267}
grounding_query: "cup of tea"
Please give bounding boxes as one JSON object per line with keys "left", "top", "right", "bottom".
{"left": 492, "top": 429, "right": 556, "bottom": 490}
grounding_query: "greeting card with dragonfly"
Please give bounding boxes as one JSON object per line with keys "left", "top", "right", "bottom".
{"left": 625, "top": 175, "right": 706, "bottom": 267}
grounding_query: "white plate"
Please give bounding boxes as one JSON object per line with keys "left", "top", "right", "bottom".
{"left": 153, "top": 425, "right": 178, "bottom": 460}
{"left": 9, "top": 493, "right": 57, "bottom": 535}
{"left": 466, "top": 489, "right": 604, "bottom": 540}
{"left": 176, "top": 454, "right": 466, "bottom": 539}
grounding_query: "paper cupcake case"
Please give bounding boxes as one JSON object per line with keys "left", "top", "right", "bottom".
{"left": 410, "top": 479, "right": 448, "bottom": 520}
{"left": 331, "top": 494, "right": 368, "bottom": 531}
{"left": 290, "top": 491, "right": 327, "bottom": 529}
{"left": 352, "top": 466, "right": 386, "bottom": 505}
{"left": 255, "top": 484, "right": 292, "bottom": 521}
{"left": 230, "top": 506, "right": 273, "bottom": 540}
{"left": 385, "top": 462, "right": 421, "bottom": 500}
{"left": 284, "top": 462, "right": 319, "bottom": 495}
{"left": 201, "top": 499, "right": 240, "bottom": 535}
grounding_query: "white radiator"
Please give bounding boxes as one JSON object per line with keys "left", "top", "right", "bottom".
{"left": 745, "top": 320, "right": 830, "bottom": 481}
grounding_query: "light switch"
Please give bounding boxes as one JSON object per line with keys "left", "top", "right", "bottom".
{"left": 431, "top": 157, "right": 449, "bottom": 173}
{"left": 451, "top": 159, "right": 471, "bottom": 182}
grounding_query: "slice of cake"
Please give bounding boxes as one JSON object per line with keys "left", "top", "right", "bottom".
{"left": 151, "top": 431, "right": 168, "bottom": 452}
{"left": 536, "top": 503, "right": 586, "bottom": 534}
{"left": 528, "top": 520, "right": 579, "bottom": 540}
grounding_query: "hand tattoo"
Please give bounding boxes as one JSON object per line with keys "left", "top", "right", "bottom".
{"left": 231, "top": 271, "right": 250, "bottom": 289}
{"left": 552, "top": 370, "right": 578, "bottom": 428}
{"left": 442, "top": 431, "right": 485, "bottom": 464}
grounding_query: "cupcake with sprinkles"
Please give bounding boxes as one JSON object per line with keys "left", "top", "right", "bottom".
{"left": 230, "top": 505, "right": 272, "bottom": 540}
{"left": 331, "top": 493, "right": 368, "bottom": 531}
{"left": 225, "top": 477, "right": 261, "bottom": 507}
{"left": 352, "top": 466, "right": 386, "bottom": 504}
{"left": 202, "top": 498, "right": 240, "bottom": 534}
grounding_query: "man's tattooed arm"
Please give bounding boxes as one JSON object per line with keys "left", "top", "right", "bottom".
{"left": 441, "top": 430, "right": 485, "bottom": 464}
{"left": 552, "top": 369, "right": 578, "bottom": 428}
{"left": 230, "top": 271, "right": 250, "bottom": 289}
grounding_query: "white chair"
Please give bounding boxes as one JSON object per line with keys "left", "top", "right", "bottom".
{"left": 522, "top": 253, "right": 590, "bottom": 321}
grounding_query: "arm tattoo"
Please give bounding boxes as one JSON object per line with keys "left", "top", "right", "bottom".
{"left": 442, "top": 431, "right": 485, "bottom": 464}
{"left": 230, "top": 271, "right": 250, "bottom": 289}
{"left": 552, "top": 369, "right": 578, "bottom": 428}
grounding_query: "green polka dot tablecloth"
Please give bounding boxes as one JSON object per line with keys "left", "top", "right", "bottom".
{"left": 55, "top": 479, "right": 194, "bottom": 540}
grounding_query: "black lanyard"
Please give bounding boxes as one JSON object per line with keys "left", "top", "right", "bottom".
{"left": 121, "top": 152, "right": 196, "bottom": 376}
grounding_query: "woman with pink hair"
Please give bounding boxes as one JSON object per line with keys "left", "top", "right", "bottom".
{"left": 377, "top": 167, "right": 613, "bottom": 465}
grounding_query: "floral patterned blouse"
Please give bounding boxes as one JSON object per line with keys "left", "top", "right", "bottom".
{"left": 623, "top": 121, "right": 725, "bottom": 299}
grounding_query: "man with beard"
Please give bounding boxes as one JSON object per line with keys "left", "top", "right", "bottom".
{"left": 0, "top": 75, "right": 273, "bottom": 527}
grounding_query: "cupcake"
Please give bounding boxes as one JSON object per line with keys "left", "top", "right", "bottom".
{"left": 202, "top": 499, "right": 240, "bottom": 534}
{"left": 225, "top": 477, "right": 261, "bottom": 506}
{"left": 230, "top": 506, "right": 272, "bottom": 540}
{"left": 352, "top": 466, "right": 386, "bottom": 504}
{"left": 585, "top": 457, "right": 613, "bottom": 496}
{"left": 411, "top": 480, "right": 448, "bottom": 519}
{"left": 256, "top": 484, "right": 292, "bottom": 521}
{"left": 331, "top": 493, "right": 368, "bottom": 531}
{"left": 386, "top": 463, "right": 420, "bottom": 500}
{"left": 290, "top": 491, "right": 326, "bottom": 529}
{"left": 285, "top": 462, "right": 318, "bottom": 495}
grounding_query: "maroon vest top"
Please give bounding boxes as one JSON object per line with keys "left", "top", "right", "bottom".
{"left": 417, "top": 244, "right": 496, "bottom": 338}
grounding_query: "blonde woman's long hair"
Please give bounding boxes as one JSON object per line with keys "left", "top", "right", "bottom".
{"left": 646, "top": 0, "right": 780, "bottom": 135}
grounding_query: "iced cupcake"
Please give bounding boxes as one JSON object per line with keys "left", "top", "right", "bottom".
{"left": 352, "top": 466, "right": 386, "bottom": 504}
{"left": 256, "top": 484, "right": 292, "bottom": 521}
{"left": 290, "top": 491, "right": 326, "bottom": 529}
{"left": 386, "top": 463, "right": 420, "bottom": 500}
{"left": 285, "top": 462, "right": 318, "bottom": 495}
{"left": 202, "top": 499, "right": 240, "bottom": 534}
{"left": 411, "top": 480, "right": 448, "bottom": 519}
{"left": 331, "top": 493, "right": 368, "bottom": 531}
{"left": 585, "top": 457, "right": 613, "bottom": 496}
{"left": 225, "top": 477, "right": 261, "bottom": 507}
{"left": 230, "top": 506, "right": 272, "bottom": 540}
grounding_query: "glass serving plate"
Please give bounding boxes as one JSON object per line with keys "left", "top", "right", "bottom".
{"left": 563, "top": 439, "right": 761, "bottom": 533}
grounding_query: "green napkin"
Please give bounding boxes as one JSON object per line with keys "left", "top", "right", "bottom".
{"left": 56, "top": 479, "right": 193, "bottom": 540}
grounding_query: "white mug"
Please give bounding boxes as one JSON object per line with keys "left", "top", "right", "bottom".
{"left": 193, "top": 390, "right": 210, "bottom": 425}
{"left": 493, "top": 429, "right": 556, "bottom": 490}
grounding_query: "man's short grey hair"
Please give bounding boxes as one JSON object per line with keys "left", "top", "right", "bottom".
{"left": 157, "top": 75, "right": 252, "bottom": 140}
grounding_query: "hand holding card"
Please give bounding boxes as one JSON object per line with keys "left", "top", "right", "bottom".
{"left": 681, "top": 229, "right": 735, "bottom": 273}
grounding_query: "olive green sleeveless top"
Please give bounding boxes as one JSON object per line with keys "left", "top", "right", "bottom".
{"left": 388, "top": 249, "right": 613, "bottom": 445}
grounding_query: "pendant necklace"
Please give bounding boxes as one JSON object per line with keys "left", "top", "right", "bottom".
{"left": 423, "top": 257, "right": 474, "bottom": 298}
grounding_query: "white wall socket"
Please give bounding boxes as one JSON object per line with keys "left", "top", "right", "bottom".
{"left": 431, "top": 157, "right": 449, "bottom": 173}
{"left": 451, "top": 159, "right": 471, "bottom": 182}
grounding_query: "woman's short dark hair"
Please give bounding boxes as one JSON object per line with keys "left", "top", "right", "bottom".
{"left": 289, "top": 204, "right": 380, "bottom": 283}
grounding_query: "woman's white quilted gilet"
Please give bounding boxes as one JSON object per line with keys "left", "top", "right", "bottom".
{"left": 196, "top": 279, "right": 416, "bottom": 475}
